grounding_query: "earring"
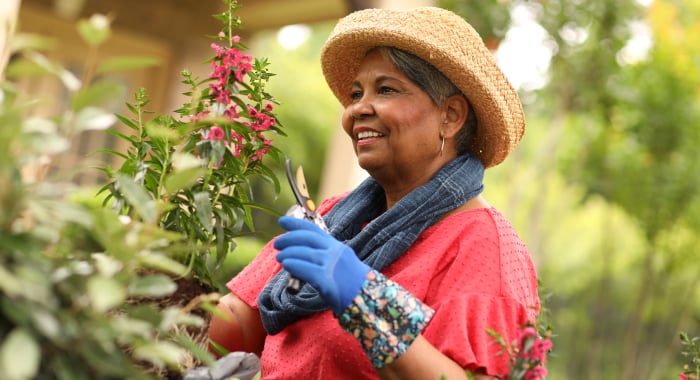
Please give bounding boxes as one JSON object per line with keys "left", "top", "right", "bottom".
{"left": 440, "top": 120, "right": 448, "bottom": 156}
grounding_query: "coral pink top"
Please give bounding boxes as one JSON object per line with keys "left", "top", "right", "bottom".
{"left": 227, "top": 195, "right": 540, "bottom": 379}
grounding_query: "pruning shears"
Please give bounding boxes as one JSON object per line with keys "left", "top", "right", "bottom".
{"left": 284, "top": 159, "right": 329, "bottom": 294}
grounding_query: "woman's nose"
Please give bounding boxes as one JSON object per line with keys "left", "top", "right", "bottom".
{"left": 348, "top": 96, "right": 374, "bottom": 120}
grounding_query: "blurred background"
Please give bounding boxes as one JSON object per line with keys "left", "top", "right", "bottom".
{"left": 8, "top": 0, "right": 700, "bottom": 378}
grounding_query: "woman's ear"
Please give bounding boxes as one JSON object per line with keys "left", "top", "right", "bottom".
{"left": 441, "top": 94, "right": 469, "bottom": 138}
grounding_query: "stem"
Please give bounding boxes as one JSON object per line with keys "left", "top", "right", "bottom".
{"left": 227, "top": 0, "right": 234, "bottom": 47}
{"left": 136, "top": 91, "right": 146, "bottom": 150}
{"left": 156, "top": 140, "right": 170, "bottom": 201}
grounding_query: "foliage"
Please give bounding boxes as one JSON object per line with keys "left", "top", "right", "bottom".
{"left": 535, "top": 0, "right": 700, "bottom": 377}
{"left": 438, "top": 0, "right": 513, "bottom": 49}
{"left": 232, "top": 24, "right": 339, "bottom": 243}
{"left": 486, "top": 323, "right": 553, "bottom": 380}
{"left": 476, "top": 283, "right": 554, "bottom": 380}
{"left": 442, "top": 0, "right": 700, "bottom": 378}
{"left": 0, "top": 1, "right": 283, "bottom": 378}
{"left": 96, "top": 1, "right": 284, "bottom": 291}
{"left": 680, "top": 332, "right": 700, "bottom": 380}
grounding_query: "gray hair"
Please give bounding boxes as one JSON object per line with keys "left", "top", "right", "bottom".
{"left": 371, "top": 46, "right": 478, "bottom": 155}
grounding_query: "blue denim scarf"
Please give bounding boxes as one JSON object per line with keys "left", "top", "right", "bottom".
{"left": 258, "top": 154, "right": 484, "bottom": 334}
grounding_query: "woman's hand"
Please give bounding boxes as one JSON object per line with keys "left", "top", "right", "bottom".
{"left": 274, "top": 216, "right": 371, "bottom": 314}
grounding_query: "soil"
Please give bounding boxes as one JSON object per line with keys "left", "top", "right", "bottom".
{"left": 135, "top": 273, "right": 217, "bottom": 379}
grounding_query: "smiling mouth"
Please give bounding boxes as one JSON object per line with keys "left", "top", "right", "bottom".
{"left": 357, "top": 131, "right": 384, "bottom": 140}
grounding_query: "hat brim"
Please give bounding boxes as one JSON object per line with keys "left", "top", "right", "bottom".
{"left": 321, "top": 7, "right": 525, "bottom": 168}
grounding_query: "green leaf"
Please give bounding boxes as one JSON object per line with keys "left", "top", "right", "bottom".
{"left": 144, "top": 120, "right": 180, "bottom": 142}
{"left": 173, "top": 332, "right": 216, "bottom": 367}
{"left": 159, "top": 307, "right": 205, "bottom": 330}
{"left": 114, "top": 114, "right": 139, "bottom": 131}
{"left": 194, "top": 192, "right": 213, "bottom": 234}
{"left": 22, "top": 117, "right": 69, "bottom": 154}
{"left": 87, "top": 275, "right": 126, "bottom": 312}
{"left": 0, "top": 328, "right": 40, "bottom": 379}
{"left": 0, "top": 266, "right": 22, "bottom": 297}
{"left": 132, "top": 341, "right": 185, "bottom": 368}
{"left": 164, "top": 167, "right": 205, "bottom": 194}
{"left": 92, "top": 253, "right": 124, "bottom": 277}
{"left": 127, "top": 274, "right": 177, "bottom": 297}
{"left": 114, "top": 173, "right": 157, "bottom": 224}
{"left": 53, "top": 356, "right": 90, "bottom": 380}
{"left": 213, "top": 208, "right": 226, "bottom": 264}
{"left": 94, "top": 149, "right": 129, "bottom": 160}
{"left": 77, "top": 15, "right": 112, "bottom": 47}
{"left": 72, "top": 80, "right": 126, "bottom": 110}
{"left": 109, "top": 315, "right": 153, "bottom": 338}
{"left": 6, "top": 52, "right": 81, "bottom": 90}
{"left": 74, "top": 107, "right": 118, "bottom": 132}
{"left": 172, "top": 152, "right": 205, "bottom": 171}
{"left": 30, "top": 309, "right": 60, "bottom": 340}
{"left": 97, "top": 56, "right": 161, "bottom": 73}
{"left": 4, "top": 57, "right": 52, "bottom": 78}
{"left": 137, "top": 253, "right": 188, "bottom": 276}
{"left": 9, "top": 33, "right": 55, "bottom": 53}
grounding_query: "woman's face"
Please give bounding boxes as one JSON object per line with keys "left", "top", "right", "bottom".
{"left": 341, "top": 50, "right": 447, "bottom": 188}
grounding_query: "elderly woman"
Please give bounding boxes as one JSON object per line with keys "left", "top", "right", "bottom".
{"left": 207, "top": 7, "right": 540, "bottom": 380}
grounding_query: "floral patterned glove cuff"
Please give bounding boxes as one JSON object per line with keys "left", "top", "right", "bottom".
{"left": 336, "top": 270, "right": 435, "bottom": 368}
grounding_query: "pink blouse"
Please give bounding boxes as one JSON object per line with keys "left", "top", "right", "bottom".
{"left": 227, "top": 195, "right": 540, "bottom": 379}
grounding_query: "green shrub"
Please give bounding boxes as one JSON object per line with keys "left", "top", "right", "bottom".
{"left": 0, "top": 1, "right": 282, "bottom": 378}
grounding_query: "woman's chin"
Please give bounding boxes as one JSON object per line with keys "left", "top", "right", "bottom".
{"left": 356, "top": 156, "right": 382, "bottom": 173}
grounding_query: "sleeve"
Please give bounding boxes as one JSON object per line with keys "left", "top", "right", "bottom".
{"left": 424, "top": 294, "right": 533, "bottom": 376}
{"left": 226, "top": 239, "right": 281, "bottom": 309}
{"left": 421, "top": 210, "right": 540, "bottom": 376}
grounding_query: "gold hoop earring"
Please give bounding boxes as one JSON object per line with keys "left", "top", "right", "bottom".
{"left": 440, "top": 136, "right": 445, "bottom": 156}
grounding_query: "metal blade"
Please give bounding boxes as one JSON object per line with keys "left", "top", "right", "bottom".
{"left": 295, "top": 166, "right": 310, "bottom": 198}
{"left": 295, "top": 166, "right": 316, "bottom": 211}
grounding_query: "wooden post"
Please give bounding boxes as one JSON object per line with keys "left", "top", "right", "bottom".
{"left": 0, "top": 0, "right": 21, "bottom": 80}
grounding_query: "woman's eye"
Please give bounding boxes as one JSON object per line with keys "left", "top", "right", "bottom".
{"left": 379, "top": 86, "right": 396, "bottom": 94}
{"left": 350, "top": 90, "right": 363, "bottom": 101}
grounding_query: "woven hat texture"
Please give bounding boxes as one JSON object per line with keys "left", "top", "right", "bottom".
{"left": 321, "top": 7, "right": 525, "bottom": 168}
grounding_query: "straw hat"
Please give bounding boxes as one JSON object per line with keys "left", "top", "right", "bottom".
{"left": 321, "top": 7, "right": 525, "bottom": 168}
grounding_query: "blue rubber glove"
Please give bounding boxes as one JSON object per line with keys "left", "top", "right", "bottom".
{"left": 274, "top": 216, "right": 371, "bottom": 314}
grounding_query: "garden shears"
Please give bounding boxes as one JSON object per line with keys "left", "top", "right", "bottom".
{"left": 284, "top": 159, "right": 329, "bottom": 294}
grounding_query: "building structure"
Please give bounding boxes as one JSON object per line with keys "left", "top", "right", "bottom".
{"left": 6, "top": 0, "right": 434, "bottom": 195}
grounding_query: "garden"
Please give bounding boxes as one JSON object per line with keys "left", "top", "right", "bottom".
{"left": 1, "top": 0, "right": 699, "bottom": 379}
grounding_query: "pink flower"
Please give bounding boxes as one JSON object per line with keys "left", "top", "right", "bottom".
{"left": 229, "top": 143, "right": 241, "bottom": 158}
{"left": 518, "top": 326, "right": 538, "bottom": 342}
{"left": 524, "top": 366, "right": 547, "bottom": 380}
{"left": 488, "top": 323, "right": 552, "bottom": 380}
{"left": 208, "top": 126, "right": 225, "bottom": 140}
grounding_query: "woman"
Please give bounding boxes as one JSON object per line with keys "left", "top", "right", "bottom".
{"left": 207, "top": 7, "right": 540, "bottom": 379}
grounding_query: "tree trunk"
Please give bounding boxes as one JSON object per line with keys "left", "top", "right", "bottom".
{"left": 621, "top": 243, "right": 658, "bottom": 379}
{"left": 0, "top": 0, "right": 21, "bottom": 80}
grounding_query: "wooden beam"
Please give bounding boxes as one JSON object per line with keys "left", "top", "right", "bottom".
{"left": 236, "top": 0, "right": 350, "bottom": 31}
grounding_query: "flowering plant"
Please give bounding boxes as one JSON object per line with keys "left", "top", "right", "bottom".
{"left": 98, "top": 0, "right": 283, "bottom": 290}
{"left": 680, "top": 332, "right": 700, "bottom": 380}
{"left": 486, "top": 322, "right": 553, "bottom": 380}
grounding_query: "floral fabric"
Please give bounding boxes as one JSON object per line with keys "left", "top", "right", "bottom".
{"left": 337, "top": 270, "right": 435, "bottom": 368}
